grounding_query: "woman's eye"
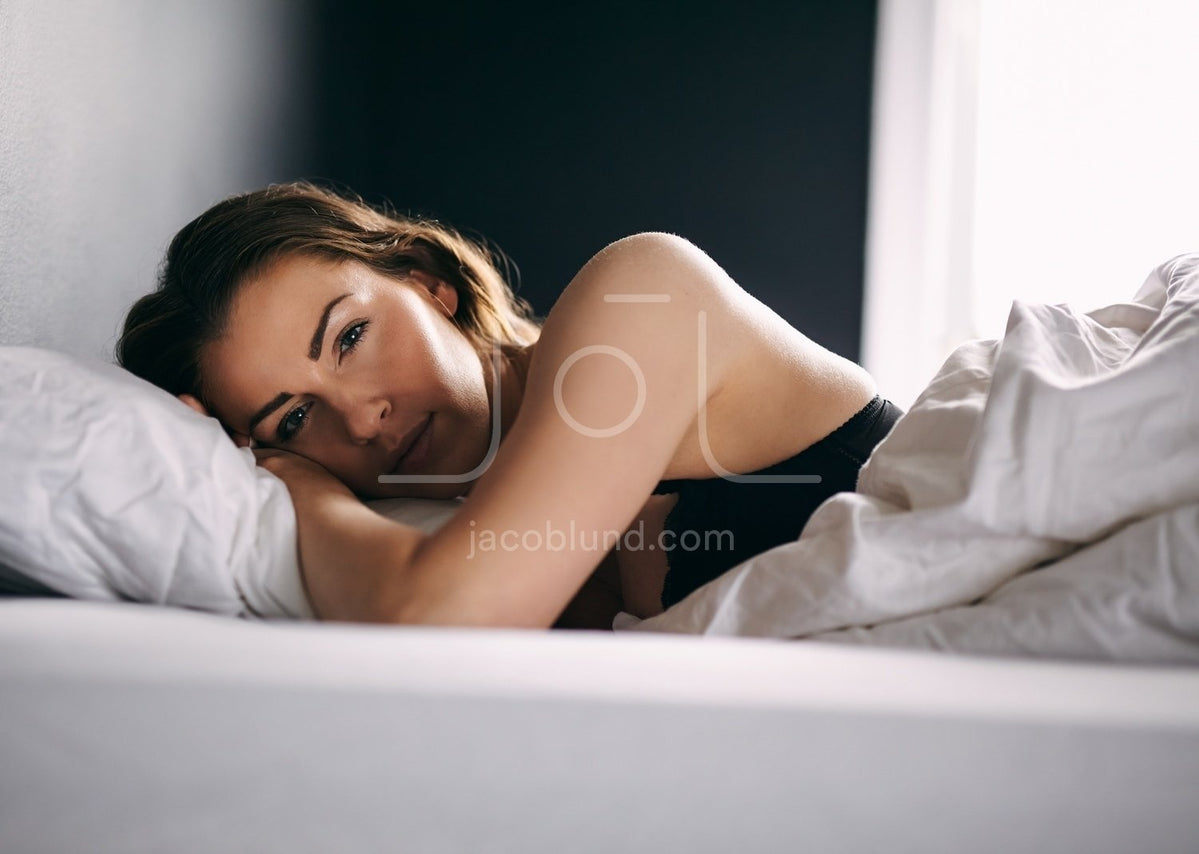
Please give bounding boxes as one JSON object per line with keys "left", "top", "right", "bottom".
{"left": 277, "top": 402, "right": 312, "bottom": 443}
{"left": 338, "top": 321, "right": 368, "bottom": 356}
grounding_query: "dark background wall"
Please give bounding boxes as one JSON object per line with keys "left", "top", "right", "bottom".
{"left": 303, "top": 0, "right": 877, "bottom": 360}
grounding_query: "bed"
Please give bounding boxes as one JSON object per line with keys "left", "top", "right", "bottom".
{"left": 3, "top": 598, "right": 1198, "bottom": 853}
{"left": 2, "top": 256, "right": 1198, "bottom": 851}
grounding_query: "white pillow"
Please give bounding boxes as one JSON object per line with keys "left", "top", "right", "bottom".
{"left": 0, "top": 347, "right": 462, "bottom": 619}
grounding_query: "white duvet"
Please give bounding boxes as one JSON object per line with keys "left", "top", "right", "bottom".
{"left": 619, "top": 254, "right": 1199, "bottom": 664}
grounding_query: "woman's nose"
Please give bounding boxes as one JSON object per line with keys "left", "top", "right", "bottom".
{"left": 343, "top": 397, "right": 390, "bottom": 444}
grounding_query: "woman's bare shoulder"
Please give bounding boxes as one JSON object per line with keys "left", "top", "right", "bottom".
{"left": 540, "top": 231, "right": 879, "bottom": 479}
{"left": 568, "top": 232, "right": 746, "bottom": 305}
{"left": 526, "top": 232, "right": 750, "bottom": 397}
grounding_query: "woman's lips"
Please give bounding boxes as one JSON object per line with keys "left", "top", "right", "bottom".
{"left": 389, "top": 414, "right": 433, "bottom": 475}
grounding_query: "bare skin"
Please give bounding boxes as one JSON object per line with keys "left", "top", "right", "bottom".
{"left": 185, "top": 233, "right": 877, "bottom": 629}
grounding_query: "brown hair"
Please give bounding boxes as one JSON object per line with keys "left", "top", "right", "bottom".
{"left": 116, "top": 181, "right": 542, "bottom": 408}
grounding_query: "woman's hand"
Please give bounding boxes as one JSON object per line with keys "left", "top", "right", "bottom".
{"left": 251, "top": 446, "right": 354, "bottom": 499}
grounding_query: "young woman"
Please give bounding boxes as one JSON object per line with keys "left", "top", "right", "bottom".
{"left": 118, "top": 182, "right": 903, "bottom": 630}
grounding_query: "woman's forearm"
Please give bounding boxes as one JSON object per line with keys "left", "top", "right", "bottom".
{"left": 257, "top": 450, "right": 425, "bottom": 622}
{"left": 295, "top": 486, "right": 427, "bottom": 623}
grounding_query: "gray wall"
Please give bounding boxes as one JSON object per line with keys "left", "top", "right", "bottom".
{"left": 0, "top": 0, "right": 310, "bottom": 362}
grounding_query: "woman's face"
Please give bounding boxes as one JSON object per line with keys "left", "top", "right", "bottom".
{"left": 200, "top": 252, "right": 493, "bottom": 499}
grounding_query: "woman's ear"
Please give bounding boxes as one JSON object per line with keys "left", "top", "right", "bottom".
{"left": 408, "top": 269, "right": 458, "bottom": 318}
{"left": 432, "top": 279, "right": 459, "bottom": 318}
{"left": 178, "top": 393, "right": 253, "bottom": 448}
{"left": 227, "top": 430, "right": 254, "bottom": 449}
{"left": 178, "top": 393, "right": 209, "bottom": 416}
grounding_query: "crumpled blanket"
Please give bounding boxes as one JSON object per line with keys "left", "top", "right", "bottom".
{"left": 619, "top": 255, "right": 1199, "bottom": 664}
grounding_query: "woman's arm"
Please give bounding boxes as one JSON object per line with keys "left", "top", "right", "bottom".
{"left": 258, "top": 446, "right": 626, "bottom": 629}
{"left": 292, "top": 232, "right": 745, "bottom": 627}
{"left": 251, "top": 449, "right": 426, "bottom": 620}
{"left": 550, "top": 551, "right": 625, "bottom": 630}
{"left": 258, "top": 450, "right": 625, "bottom": 629}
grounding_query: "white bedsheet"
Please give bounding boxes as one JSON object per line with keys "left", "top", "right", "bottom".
{"left": 619, "top": 255, "right": 1199, "bottom": 664}
{"left": 5, "top": 599, "right": 1199, "bottom": 854}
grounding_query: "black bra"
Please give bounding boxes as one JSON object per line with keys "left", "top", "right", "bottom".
{"left": 650, "top": 394, "right": 905, "bottom": 610}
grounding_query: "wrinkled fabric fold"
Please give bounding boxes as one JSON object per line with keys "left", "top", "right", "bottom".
{"left": 620, "top": 254, "right": 1199, "bottom": 664}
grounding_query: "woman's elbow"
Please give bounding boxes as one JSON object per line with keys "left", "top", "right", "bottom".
{"left": 303, "top": 530, "right": 428, "bottom": 626}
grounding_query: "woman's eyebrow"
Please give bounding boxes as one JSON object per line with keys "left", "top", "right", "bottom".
{"left": 246, "top": 292, "right": 351, "bottom": 438}
{"left": 308, "top": 293, "right": 351, "bottom": 360}
{"left": 248, "top": 392, "right": 292, "bottom": 438}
